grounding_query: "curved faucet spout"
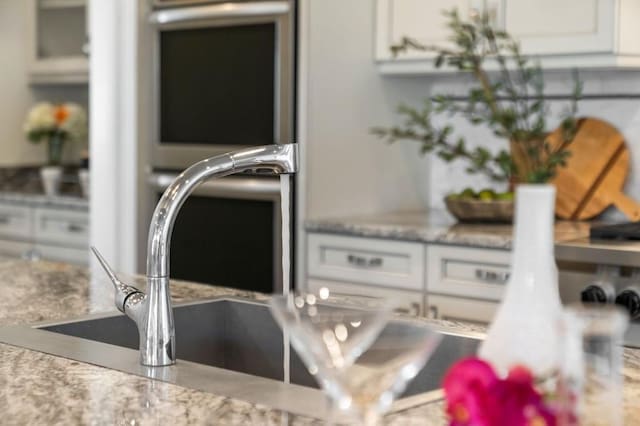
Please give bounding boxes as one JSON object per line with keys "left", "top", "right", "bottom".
{"left": 139, "top": 143, "right": 298, "bottom": 366}
{"left": 147, "top": 144, "right": 298, "bottom": 278}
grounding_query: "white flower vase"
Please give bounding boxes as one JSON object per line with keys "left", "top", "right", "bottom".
{"left": 78, "top": 169, "right": 89, "bottom": 198}
{"left": 40, "top": 166, "right": 62, "bottom": 197}
{"left": 478, "top": 184, "right": 562, "bottom": 377}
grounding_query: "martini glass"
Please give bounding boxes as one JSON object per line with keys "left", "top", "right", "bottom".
{"left": 269, "top": 290, "right": 442, "bottom": 425}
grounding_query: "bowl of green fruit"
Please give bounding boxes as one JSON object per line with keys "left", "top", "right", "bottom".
{"left": 445, "top": 188, "right": 514, "bottom": 223}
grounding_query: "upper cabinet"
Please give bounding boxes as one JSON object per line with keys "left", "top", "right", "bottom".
{"left": 26, "top": 0, "right": 89, "bottom": 85}
{"left": 376, "top": 0, "right": 640, "bottom": 75}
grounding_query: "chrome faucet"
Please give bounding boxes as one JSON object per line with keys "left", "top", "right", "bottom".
{"left": 92, "top": 144, "right": 298, "bottom": 366}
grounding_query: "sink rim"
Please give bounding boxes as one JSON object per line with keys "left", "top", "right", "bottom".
{"left": 0, "top": 296, "right": 485, "bottom": 420}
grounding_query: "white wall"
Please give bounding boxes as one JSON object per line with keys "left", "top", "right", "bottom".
{"left": 0, "top": 0, "right": 87, "bottom": 166}
{"left": 302, "top": 0, "right": 434, "bottom": 220}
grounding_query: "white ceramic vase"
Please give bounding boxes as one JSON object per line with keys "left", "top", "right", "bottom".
{"left": 478, "top": 184, "right": 562, "bottom": 377}
{"left": 40, "top": 166, "right": 62, "bottom": 197}
{"left": 78, "top": 169, "right": 89, "bottom": 198}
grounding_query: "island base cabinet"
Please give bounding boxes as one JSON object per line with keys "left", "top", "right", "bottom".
{"left": 307, "top": 278, "right": 424, "bottom": 317}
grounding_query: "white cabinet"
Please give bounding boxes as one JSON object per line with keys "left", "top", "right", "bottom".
{"left": 306, "top": 232, "right": 425, "bottom": 316}
{"left": 501, "top": 0, "right": 615, "bottom": 56}
{"left": 0, "top": 201, "right": 88, "bottom": 265}
{"left": 424, "top": 245, "right": 510, "bottom": 324}
{"left": 375, "top": 0, "right": 482, "bottom": 62}
{"left": 34, "top": 207, "right": 89, "bottom": 248}
{"left": 34, "top": 243, "right": 87, "bottom": 265}
{"left": 0, "top": 205, "right": 33, "bottom": 241}
{"left": 305, "top": 231, "right": 513, "bottom": 320}
{"left": 425, "top": 245, "right": 510, "bottom": 302}
{"left": 308, "top": 278, "right": 424, "bottom": 317}
{"left": 376, "top": 0, "right": 640, "bottom": 74}
{"left": 26, "top": 0, "right": 89, "bottom": 84}
{"left": 427, "top": 294, "right": 498, "bottom": 324}
{"left": 307, "top": 233, "right": 425, "bottom": 290}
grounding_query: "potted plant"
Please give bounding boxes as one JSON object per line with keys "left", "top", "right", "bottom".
{"left": 23, "top": 102, "right": 87, "bottom": 196}
{"left": 372, "top": 9, "right": 582, "bottom": 222}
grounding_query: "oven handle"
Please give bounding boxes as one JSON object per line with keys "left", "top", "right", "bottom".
{"left": 149, "top": 1, "right": 290, "bottom": 25}
{"left": 149, "top": 173, "right": 282, "bottom": 201}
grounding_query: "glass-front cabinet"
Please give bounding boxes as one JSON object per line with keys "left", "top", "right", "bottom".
{"left": 27, "top": 0, "right": 89, "bottom": 84}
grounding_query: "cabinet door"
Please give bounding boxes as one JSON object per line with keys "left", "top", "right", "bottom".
{"left": 376, "top": 0, "right": 482, "bottom": 61}
{"left": 307, "top": 278, "right": 424, "bottom": 317}
{"left": 427, "top": 294, "right": 497, "bottom": 325}
{"left": 501, "top": 0, "right": 614, "bottom": 55}
{"left": 26, "top": 0, "right": 89, "bottom": 84}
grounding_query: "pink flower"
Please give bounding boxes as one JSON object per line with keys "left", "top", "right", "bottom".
{"left": 443, "top": 358, "right": 558, "bottom": 426}
{"left": 443, "top": 358, "right": 500, "bottom": 426}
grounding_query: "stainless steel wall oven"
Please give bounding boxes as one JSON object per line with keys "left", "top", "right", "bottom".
{"left": 149, "top": 0, "right": 293, "bottom": 169}
{"left": 144, "top": 0, "right": 295, "bottom": 293}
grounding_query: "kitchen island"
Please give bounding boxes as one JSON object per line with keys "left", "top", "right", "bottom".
{"left": 0, "top": 260, "right": 638, "bottom": 425}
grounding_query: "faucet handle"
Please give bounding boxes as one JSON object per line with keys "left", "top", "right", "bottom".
{"left": 91, "top": 247, "right": 145, "bottom": 313}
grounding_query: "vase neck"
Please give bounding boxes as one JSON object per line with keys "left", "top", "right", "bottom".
{"left": 48, "top": 133, "right": 65, "bottom": 166}
{"left": 510, "top": 184, "right": 557, "bottom": 291}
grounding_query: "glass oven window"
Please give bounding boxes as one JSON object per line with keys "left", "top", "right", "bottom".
{"left": 167, "top": 195, "right": 275, "bottom": 293}
{"left": 160, "top": 23, "right": 276, "bottom": 146}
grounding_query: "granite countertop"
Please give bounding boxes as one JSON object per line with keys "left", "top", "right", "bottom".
{"left": 306, "top": 210, "right": 591, "bottom": 250}
{"left": 0, "top": 191, "right": 89, "bottom": 211}
{"left": 0, "top": 260, "right": 638, "bottom": 425}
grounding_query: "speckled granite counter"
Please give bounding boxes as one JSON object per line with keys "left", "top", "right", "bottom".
{"left": 0, "top": 192, "right": 88, "bottom": 211}
{"left": 306, "top": 210, "right": 591, "bottom": 250}
{"left": 0, "top": 260, "right": 638, "bottom": 425}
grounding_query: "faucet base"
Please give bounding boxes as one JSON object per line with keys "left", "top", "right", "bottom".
{"left": 140, "top": 276, "right": 176, "bottom": 367}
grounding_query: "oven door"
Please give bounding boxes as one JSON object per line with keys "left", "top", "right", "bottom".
{"left": 149, "top": 1, "right": 293, "bottom": 169}
{"left": 149, "top": 173, "right": 283, "bottom": 293}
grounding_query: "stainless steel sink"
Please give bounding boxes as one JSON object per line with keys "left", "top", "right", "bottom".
{"left": 0, "top": 297, "right": 482, "bottom": 420}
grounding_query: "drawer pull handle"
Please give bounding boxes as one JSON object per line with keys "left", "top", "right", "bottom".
{"left": 67, "top": 224, "right": 85, "bottom": 233}
{"left": 475, "top": 268, "right": 509, "bottom": 283}
{"left": 347, "top": 254, "right": 383, "bottom": 268}
{"left": 394, "top": 302, "right": 421, "bottom": 316}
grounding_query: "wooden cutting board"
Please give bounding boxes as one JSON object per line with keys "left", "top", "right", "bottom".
{"left": 548, "top": 117, "right": 640, "bottom": 221}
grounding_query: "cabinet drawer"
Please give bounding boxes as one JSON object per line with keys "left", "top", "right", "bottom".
{"left": 34, "top": 208, "right": 89, "bottom": 248}
{"left": 427, "top": 294, "right": 497, "bottom": 325}
{"left": 308, "top": 278, "right": 424, "bottom": 317}
{"left": 427, "top": 245, "right": 510, "bottom": 301}
{"left": 308, "top": 233, "right": 424, "bottom": 290}
{"left": 0, "top": 204, "right": 32, "bottom": 241}
{"left": 0, "top": 239, "right": 32, "bottom": 258}
{"left": 35, "top": 243, "right": 88, "bottom": 266}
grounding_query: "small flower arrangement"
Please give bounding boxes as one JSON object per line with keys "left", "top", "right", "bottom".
{"left": 443, "top": 357, "right": 574, "bottom": 426}
{"left": 23, "top": 102, "right": 87, "bottom": 165}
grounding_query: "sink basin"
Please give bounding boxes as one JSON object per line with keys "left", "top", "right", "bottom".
{"left": 0, "top": 297, "right": 482, "bottom": 419}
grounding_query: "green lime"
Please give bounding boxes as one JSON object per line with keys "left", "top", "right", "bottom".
{"left": 478, "top": 189, "right": 497, "bottom": 201}
{"left": 496, "top": 192, "right": 514, "bottom": 201}
{"left": 459, "top": 188, "right": 477, "bottom": 199}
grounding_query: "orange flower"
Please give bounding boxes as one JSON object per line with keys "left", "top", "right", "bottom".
{"left": 54, "top": 105, "right": 69, "bottom": 125}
